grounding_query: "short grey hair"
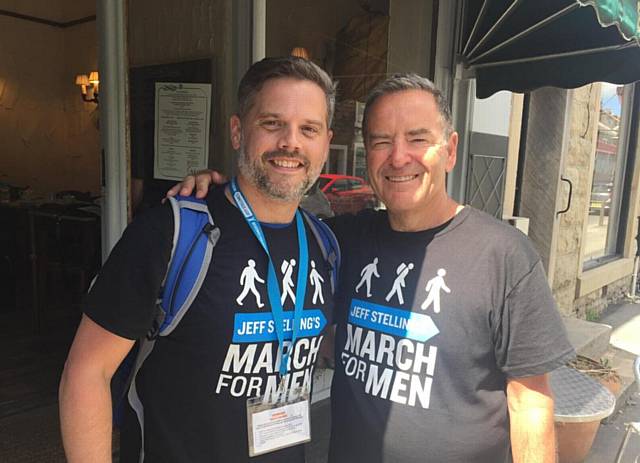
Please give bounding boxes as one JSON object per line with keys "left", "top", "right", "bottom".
{"left": 362, "top": 73, "right": 454, "bottom": 140}
{"left": 237, "top": 56, "right": 337, "bottom": 127}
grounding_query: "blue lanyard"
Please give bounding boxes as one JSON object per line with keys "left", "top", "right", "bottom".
{"left": 230, "top": 178, "right": 309, "bottom": 378}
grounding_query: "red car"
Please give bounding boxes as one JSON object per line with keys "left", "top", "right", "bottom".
{"left": 318, "top": 174, "right": 378, "bottom": 215}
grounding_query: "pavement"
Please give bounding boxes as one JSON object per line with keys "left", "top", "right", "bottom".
{"left": 585, "top": 300, "right": 640, "bottom": 462}
{"left": 586, "top": 397, "right": 640, "bottom": 463}
{"left": 603, "top": 300, "right": 640, "bottom": 357}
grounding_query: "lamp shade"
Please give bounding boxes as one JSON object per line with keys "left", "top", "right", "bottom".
{"left": 290, "top": 47, "right": 310, "bottom": 59}
{"left": 88, "top": 71, "right": 99, "bottom": 84}
{"left": 75, "top": 74, "right": 89, "bottom": 86}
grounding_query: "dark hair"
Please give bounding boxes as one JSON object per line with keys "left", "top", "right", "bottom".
{"left": 237, "top": 56, "right": 337, "bottom": 127}
{"left": 362, "top": 73, "right": 453, "bottom": 139}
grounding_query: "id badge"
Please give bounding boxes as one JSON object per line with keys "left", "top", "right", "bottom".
{"left": 246, "top": 386, "right": 311, "bottom": 457}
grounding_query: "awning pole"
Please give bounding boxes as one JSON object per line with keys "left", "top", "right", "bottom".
{"left": 469, "top": 41, "right": 634, "bottom": 69}
{"left": 467, "top": 3, "right": 578, "bottom": 64}
{"left": 462, "top": 0, "right": 489, "bottom": 56}
{"left": 465, "top": 0, "right": 520, "bottom": 59}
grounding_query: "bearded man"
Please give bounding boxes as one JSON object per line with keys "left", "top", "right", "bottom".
{"left": 59, "top": 57, "right": 338, "bottom": 463}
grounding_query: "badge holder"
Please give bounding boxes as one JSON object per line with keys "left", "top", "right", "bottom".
{"left": 232, "top": 179, "right": 313, "bottom": 457}
{"left": 246, "top": 382, "right": 311, "bottom": 457}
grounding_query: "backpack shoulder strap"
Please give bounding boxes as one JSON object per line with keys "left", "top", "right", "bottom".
{"left": 155, "top": 195, "right": 219, "bottom": 336}
{"left": 113, "top": 196, "right": 219, "bottom": 430}
{"left": 301, "top": 209, "right": 341, "bottom": 294}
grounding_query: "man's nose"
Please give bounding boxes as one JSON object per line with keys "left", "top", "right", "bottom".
{"left": 388, "top": 141, "right": 412, "bottom": 168}
{"left": 277, "top": 126, "right": 301, "bottom": 153}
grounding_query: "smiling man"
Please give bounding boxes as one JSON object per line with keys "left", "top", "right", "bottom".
{"left": 59, "top": 57, "right": 338, "bottom": 463}
{"left": 172, "top": 73, "right": 575, "bottom": 463}
{"left": 326, "top": 74, "right": 575, "bottom": 463}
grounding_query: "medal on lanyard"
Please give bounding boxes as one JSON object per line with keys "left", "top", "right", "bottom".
{"left": 230, "top": 178, "right": 312, "bottom": 456}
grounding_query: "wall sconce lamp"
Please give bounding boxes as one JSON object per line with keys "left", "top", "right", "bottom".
{"left": 75, "top": 71, "right": 99, "bottom": 103}
{"left": 290, "top": 47, "right": 310, "bottom": 60}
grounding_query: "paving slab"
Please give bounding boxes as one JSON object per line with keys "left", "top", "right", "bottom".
{"left": 600, "top": 302, "right": 640, "bottom": 356}
{"left": 584, "top": 301, "right": 640, "bottom": 462}
{"left": 601, "top": 347, "right": 638, "bottom": 422}
{"left": 586, "top": 395, "right": 640, "bottom": 463}
{"left": 563, "top": 316, "right": 612, "bottom": 359}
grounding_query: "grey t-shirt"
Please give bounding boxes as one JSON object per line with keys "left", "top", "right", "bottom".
{"left": 328, "top": 207, "right": 575, "bottom": 463}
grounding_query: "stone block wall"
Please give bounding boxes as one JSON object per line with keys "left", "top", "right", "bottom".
{"left": 551, "top": 83, "right": 638, "bottom": 318}
{"left": 574, "top": 275, "right": 631, "bottom": 318}
{"left": 552, "top": 84, "right": 600, "bottom": 315}
{"left": 519, "top": 87, "right": 568, "bottom": 280}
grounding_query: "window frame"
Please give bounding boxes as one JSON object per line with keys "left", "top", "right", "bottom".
{"left": 583, "top": 83, "right": 638, "bottom": 270}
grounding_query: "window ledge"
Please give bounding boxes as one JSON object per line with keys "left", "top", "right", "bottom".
{"left": 576, "top": 258, "right": 635, "bottom": 298}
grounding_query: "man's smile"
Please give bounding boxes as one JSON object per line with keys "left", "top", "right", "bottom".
{"left": 269, "top": 158, "right": 305, "bottom": 169}
{"left": 263, "top": 151, "right": 309, "bottom": 173}
{"left": 385, "top": 174, "right": 420, "bottom": 183}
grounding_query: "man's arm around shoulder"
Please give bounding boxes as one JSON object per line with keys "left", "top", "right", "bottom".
{"left": 507, "top": 373, "right": 557, "bottom": 463}
{"left": 59, "top": 314, "right": 135, "bottom": 463}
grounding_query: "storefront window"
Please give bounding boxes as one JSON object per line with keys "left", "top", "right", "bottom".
{"left": 583, "top": 83, "right": 633, "bottom": 267}
{"left": 266, "top": 0, "right": 436, "bottom": 215}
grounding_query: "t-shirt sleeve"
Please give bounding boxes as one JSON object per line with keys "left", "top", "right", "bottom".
{"left": 493, "top": 258, "right": 576, "bottom": 378}
{"left": 84, "top": 203, "right": 174, "bottom": 340}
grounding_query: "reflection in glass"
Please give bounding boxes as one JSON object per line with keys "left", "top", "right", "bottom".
{"left": 584, "top": 83, "right": 624, "bottom": 264}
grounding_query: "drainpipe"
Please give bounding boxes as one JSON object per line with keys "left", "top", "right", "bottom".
{"left": 630, "top": 216, "right": 640, "bottom": 299}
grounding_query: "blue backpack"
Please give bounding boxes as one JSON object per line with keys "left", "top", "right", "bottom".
{"left": 111, "top": 195, "right": 340, "bottom": 426}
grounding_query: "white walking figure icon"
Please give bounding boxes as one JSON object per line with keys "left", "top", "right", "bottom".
{"left": 355, "top": 257, "right": 380, "bottom": 298}
{"left": 309, "top": 260, "right": 325, "bottom": 304}
{"left": 420, "top": 268, "right": 451, "bottom": 313}
{"left": 385, "top": 262, "right": 414, "bottom": 305}
{"left": 281, "top": 258, "right": 297, "bottom": 306}
{"left": 236, "top": 259, "right": 265, "bottom": 308}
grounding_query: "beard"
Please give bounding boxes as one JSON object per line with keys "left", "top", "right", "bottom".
{"left": 237, "top": 144, "right": 322, "bottom": 202}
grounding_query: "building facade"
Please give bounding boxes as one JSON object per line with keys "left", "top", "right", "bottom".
{"left": 98, "top": 0, "right": 640, "bottom": 318}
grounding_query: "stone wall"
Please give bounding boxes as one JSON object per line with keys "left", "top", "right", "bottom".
{"left": 551, "top": 83, "right": 639, "bottom": 318}
{"left": 519, "top": 87, "right": 568, "bottom": 280}
{"left": 522, "top": 84, "right": 635, "bottom": 318}
{"left": 574, "top": 275, "right": 631, "bottom": 318}
{"left": 552, "top": 84, "right": 600, "bottom": 315}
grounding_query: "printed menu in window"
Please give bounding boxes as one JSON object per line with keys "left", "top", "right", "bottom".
{"left": 154, "top": 82, "right": 212, "bottom": 181}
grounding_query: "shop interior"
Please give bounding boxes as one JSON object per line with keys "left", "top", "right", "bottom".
{"left": 0, "top": 2, "right": 100, "bottom": 460}
{"left": 0, "top": 0, "right": 437, "bottom": 459}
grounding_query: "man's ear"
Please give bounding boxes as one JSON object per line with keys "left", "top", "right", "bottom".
{"left": 445, "top": 131, "right": 458, "bottom": 173}
{"left": 230, "top": 115, "right": 242, "bottom": 150}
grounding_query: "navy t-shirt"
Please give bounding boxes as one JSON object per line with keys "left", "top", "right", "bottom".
{"left": 86, "top": 186, "right": 334, "bottom": 463}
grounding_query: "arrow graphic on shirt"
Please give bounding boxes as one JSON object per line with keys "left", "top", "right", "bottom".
{"left": 232, "top": 309, "right": 327, "bottom": 343}
{"left": 348, "top": 299, "right": 440, "bottom": 343}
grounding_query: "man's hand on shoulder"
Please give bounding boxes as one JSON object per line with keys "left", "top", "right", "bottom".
{"left": 166, "top": 170, "right": 228, "bottom": 199}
